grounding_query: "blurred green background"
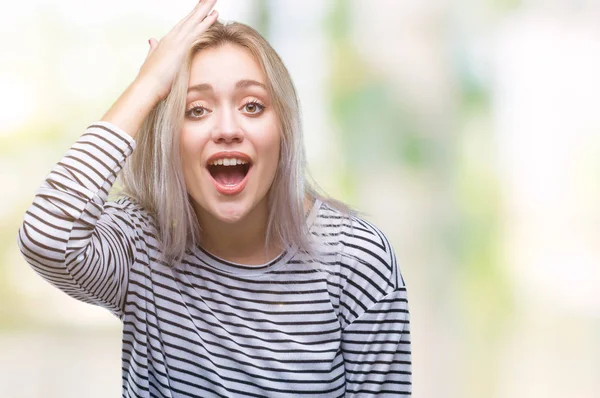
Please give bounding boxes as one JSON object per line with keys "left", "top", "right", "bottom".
{"left": 2, "top": 0, "right": 599, "bottom": 397}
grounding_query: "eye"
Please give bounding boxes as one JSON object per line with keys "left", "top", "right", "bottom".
{"left": 185, "top": 105, "right": 211, "bottom": 119}
{"left": 241, "top": 100, "right": 265, "bottom": 115}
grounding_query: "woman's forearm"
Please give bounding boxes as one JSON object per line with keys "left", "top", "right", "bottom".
{"left": 100, "top": 77, "right": 162, "bottom": 139}
{"left": 17, "top": 123, "right": 139, "bottom": 316}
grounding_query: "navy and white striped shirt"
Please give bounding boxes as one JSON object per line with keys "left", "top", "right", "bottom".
{"left": 17, "top": 122, "right": 412, "bottom": 397}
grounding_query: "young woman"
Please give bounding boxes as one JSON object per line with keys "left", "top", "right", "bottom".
{"left": 17, "top": 1, "right": 412, "bottom": 396}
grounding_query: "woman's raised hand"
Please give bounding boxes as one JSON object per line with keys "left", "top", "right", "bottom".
{"left": 138, "top": 0, "right": 219, "bottom": 102}
{"left": 101, "top": 0, "right": 218, "bottom": 137}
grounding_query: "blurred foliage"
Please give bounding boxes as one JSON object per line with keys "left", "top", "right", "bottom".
{"left": 326, "top": 0, "right": 431, "bottom": 202}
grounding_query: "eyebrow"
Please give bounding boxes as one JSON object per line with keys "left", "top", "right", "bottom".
{"left": 187, "top": 79, "right": 267, "bottom": 94}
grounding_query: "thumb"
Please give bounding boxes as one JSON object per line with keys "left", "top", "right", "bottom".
{"left": 146, "top": 37, "right": 159, "bottom": 56}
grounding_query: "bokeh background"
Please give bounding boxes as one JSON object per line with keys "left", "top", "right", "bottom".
{"left": 2, "top": 0, "right": 599, "bottom": 397}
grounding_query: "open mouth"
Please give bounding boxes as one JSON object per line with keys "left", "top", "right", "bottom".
{"left": 206, "top": 155, "right": 252, "bottom": 195}
{"left": 208, "top": 159, "right": 251, "bottom": 186}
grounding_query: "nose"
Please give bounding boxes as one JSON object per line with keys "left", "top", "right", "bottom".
{"left": 211, "top": 106, "right": 244, "bottom": 144}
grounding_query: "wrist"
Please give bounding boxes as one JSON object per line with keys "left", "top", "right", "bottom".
{"left": 129, "top": 76, "right": 164, "bottom": 109}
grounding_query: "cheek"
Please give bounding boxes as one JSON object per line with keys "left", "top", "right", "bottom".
{"left": 263, "top": 117, "right": 281, "bottom": 154}
{"left": 180, "top": 127, "right": 206, "bottom": 166}
{"left": 179, "top": 130, "right": 207, "bottom": 194}
{"left": 180, "top": 127, "right": 195, "bottom": 157}
{"left": 265, "top": 128, "right": 281, "bottom": 169}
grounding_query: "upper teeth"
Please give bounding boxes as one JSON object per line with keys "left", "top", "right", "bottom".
{"left": 210, "top": 158, "right": 248, "bottom": 166}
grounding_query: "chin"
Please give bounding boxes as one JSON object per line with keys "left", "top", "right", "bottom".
{"left": 211, "top": 202, "right": 250, "bottom": 224}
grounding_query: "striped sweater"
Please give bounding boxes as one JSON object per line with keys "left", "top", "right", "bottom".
{"left": 17, "top": 122, "right": 412, "bottom": 397}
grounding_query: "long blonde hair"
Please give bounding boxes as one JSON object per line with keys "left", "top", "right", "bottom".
{"left": 118, "top": 21, "right": 345, "bottom": 263}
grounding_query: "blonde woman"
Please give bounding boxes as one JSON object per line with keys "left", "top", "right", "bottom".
{"left": 17, "top": 0, "right": 411, "bottom": 396}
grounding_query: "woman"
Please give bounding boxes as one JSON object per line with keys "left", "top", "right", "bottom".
{"left": 17, "top": 0, "right": 412, "bottom": 396}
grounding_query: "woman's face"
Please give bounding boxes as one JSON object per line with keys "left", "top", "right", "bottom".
{"left": 180, "top": 43, "right": 280, "bottom": 226}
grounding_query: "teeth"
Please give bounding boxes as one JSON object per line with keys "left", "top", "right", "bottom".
{"left": 210, "top": 158, "right": 248, "bottom": 166}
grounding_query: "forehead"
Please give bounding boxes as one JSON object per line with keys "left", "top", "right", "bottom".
{"left": 188, "top": 43, "right": 266, "bottom": 88}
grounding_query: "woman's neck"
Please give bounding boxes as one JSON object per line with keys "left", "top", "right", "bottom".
{"left": 194, "top": 196, "right": 314, "bottom": 266}
{"left": 195, "top": 200, "right": 282, "bottom": 265}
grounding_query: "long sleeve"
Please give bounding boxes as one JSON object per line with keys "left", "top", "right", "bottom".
{"left": 17, "top": 122, "right": 141, "bottom": 318}
{"left": 337, "top": 217, "right": 412, "bottom": 396}
{"left": 342, "top": 287, "right": 411, "bottom": 396}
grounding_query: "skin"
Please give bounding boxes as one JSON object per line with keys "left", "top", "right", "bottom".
{"left": 102, "top": 0, "right": 219, "bottom": 136}
{"left": 100, "top": 1, "right": 284, "bottom": 264}
{"left": 181, "top": 44, "right": 282, "bottom": 264}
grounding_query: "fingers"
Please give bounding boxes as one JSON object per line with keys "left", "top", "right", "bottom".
{"left": 146, "top": 37, "right": 159, "bottom": 60}
{"left": 178, "top": 0, "right": 218, "bottom": 33}
{"left": 136, "top": 0, "right": 219, "bottom": 102}
{"left": 197, "top": 9, "right": 218, "bottom": 31}
{"left": 146, "top": 38, "right": 158, "bottom": 55}
{"left": 193, "top": 0, "right": 218, "bottom": 23}
{"left": 144, "top": 0, "right": 218, "bottom": 62}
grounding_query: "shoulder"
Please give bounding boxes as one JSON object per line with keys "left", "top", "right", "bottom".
{"left": 312, "top": 202, "right": 406, "bottom": 325}
{"left": 313, "top": 202, "right": 404, "bottom": 290}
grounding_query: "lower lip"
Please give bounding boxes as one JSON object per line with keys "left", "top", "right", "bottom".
{"left": 211, "top": 166, "right": 251, "bottom": 196}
